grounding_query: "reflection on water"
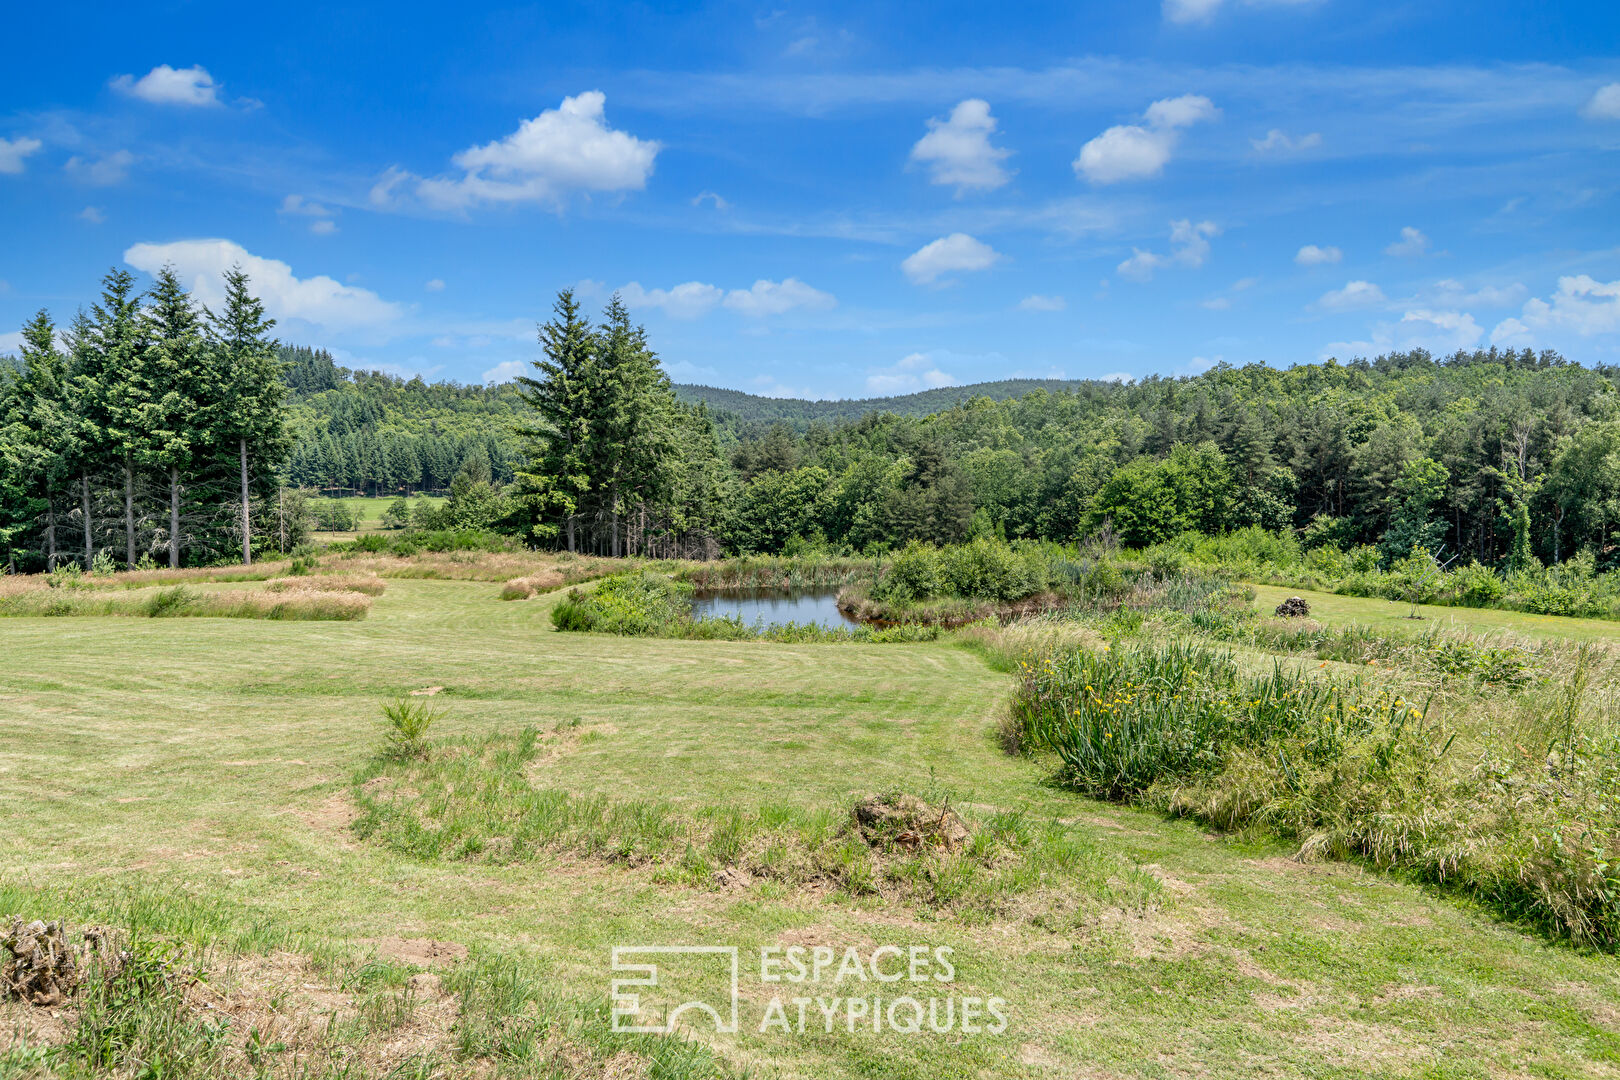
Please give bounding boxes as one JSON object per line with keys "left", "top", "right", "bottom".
{"left": 691, "top": 589, "right": 860, "bottom": 630}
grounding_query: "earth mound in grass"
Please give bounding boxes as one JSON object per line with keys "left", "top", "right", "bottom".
{"left": 853, "top": 793, "right": 972, "bottom": 852}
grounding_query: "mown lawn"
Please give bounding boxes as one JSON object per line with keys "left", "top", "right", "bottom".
{"left": 1, "top": 574, "right": 1617, "bottom": 1078}
{"left": 1250, "top": 581, "right": 1620, "bottom": 644}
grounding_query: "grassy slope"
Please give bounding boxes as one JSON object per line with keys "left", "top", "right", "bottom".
{"left": 2, "top": 578, "right": 1618, "bottom": 1078}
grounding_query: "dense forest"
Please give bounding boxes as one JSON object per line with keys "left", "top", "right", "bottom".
{"left": 7, "top": 275, "right": 1620, "bottom": 573}
{"left": 278, "top": 346, "right": 521, "bottom": 495}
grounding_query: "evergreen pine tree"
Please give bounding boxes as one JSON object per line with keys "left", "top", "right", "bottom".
{"left": 208, "top": 266, "right": 285, "bottom": 563}
{"left": 515, "top": 290, "right": 597, "bottom": 550}
{"left": 140, "top": 266, "right": 208, "bottom": 568}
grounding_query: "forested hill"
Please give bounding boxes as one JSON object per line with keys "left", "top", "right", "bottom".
{"left": 671, "top": 378, "right": 1104, "bottom": 428}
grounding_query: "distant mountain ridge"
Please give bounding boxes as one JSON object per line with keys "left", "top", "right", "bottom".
{"left": 672, "top": 378, "right": 1111, "bottom": 426}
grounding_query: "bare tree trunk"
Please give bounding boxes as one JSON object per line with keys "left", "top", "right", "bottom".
{"left": 81, "top": 472, "right": 93, "bottom": 566}
{"left": 611, "top": 484, "right": 620, "bottom": 559}
{"left": 278, "top": 487, "right": 285, "bottom": 555}
{"left": 124, "top": 458, "right": 136, "bottom": 567}
{"left": 168, "top": 465, "right": 181, "bottom": 569}
{"left": 45, "top": 486, "right": 57, "bottom": 569}
{"left": 240, "top": 438, "right": 252, "bottom": 566}
{"left": 566, "top": 515, "right": 576, "bottom": 553}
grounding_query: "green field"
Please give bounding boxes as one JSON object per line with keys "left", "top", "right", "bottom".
{"left": 311, "top": 494, "right": 448, "bottom": 533}
{"left": 2, "top": 565, "right": 1618, "bottom": 1078}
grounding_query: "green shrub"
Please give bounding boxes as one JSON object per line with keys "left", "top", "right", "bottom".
{"left": 1450, "top": 561, "right": 1505, "bottom": 607}
{"left": 939, "top": 536, "right": 1040, "bottom": 601}
{"left": 550, "top": 572, "right": 694, "bottom": 636}
{"left": 878, "top": 542, "right": 943, "bottom": 602}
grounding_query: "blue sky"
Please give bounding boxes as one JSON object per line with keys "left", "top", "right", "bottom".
{"left": 2, "top": 1, "right": 1618, "bottom": 398}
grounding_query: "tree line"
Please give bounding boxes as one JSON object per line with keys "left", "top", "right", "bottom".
{"left": 278, "top": 346, "right": 520, "bottom": 497}
{"left": 0, "top": 267, "right": 286, "bottom": 571}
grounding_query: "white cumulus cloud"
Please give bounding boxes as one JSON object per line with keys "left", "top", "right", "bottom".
{"left": 1252, "top": 129, "right": 1322, "bottom": 152}
{"left": 1018, "top": 294, "right": 1067, "bottom": 312}
{"left": 902, "top": 233, "right": 1002, "bottom": 284}
{"left": 619, "top": 281, "right": 725, "bottom": 320}
{"left": 1494, "top": 275, "right": 1620, "bottom": 342}
{"left": 1316, "top": 280, "right": 1388, "bottom": 310}
{"left": 1117, "top": 219, "right": 1219, "bottom": 282}
{"left": 866, "top": 352, "right": 960, "bottom": 394}
{"left": 909, "top": 99, "right": 1013, "bottom": 194}
{"left": 1075, "top": 94, "right": 1217, "bottom": 184}
{"left": 0, "top": 136, "right": 43, "bottom": 175}
{"left": 723, "top": 278, "right": 836, "bottom": 316}
{"left": 1582, "top": 83, "right": 1620, "bottom": 121}
{"left": 1295, "top": 244, "right": 1342, "bottom": 266}
{"left": 111, "top": 65, "right": 221, "bottom": 107}
{"left": 374, "top": 92, "right": 659, "bottom": 212}
{"left": 1385, "top": 226, "right": 1429, "bottom": 257}
{"left": 124, "top": 239, "right": 403, "bottom": 334}
{"left": 79, "top": 206, "right": 105, "bottom": 224}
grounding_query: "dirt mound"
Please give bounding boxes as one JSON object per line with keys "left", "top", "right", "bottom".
{"left": 1, "top": 918, "right": 78, "bottom": 1006}
{"left": 1274, "top": 596, "right": 1312, "bottom": 618}
{"left": 853, "top": 794, "right": 972, "bottom": 852}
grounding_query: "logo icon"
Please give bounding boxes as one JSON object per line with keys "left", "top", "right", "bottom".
{"left": 610, "top": 946, "right": 740, "bottom": 1034}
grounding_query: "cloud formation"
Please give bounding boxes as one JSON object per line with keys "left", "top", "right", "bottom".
{"left": 722, "top": 278, "right": 836, "bottom": 316}
{"left": 866, "top": 352, "right": 960, "bottom": 394}
{"left": 1492, "top": 275, "right": 1620, "bottom": 343}
{"left": 279, "top": 194, "right": 338, "bottom": 235}
{"left": 902, "top": 233, "right": 1002, "bottom": 284}
{"left": 1316, "top": 280, "right": 1388, "bottom": 310}
{"left": 1583, "top": 83, "right": 1620, "bottom": 121}
{"left": 1252, "top": 128, "right": 1322, "bottom": 152}
{"left": 908, "top": 98, "right": 1013, "bottom": 193}
{"left": 1384, "top": 226, "right": 1429, "bottom": 257}
{"left": 111, "top": 65, "right": 221, "bottom": 107}
{"left": 1295, "top": 244, "right": 1342, "bottom": 266}
{"left": 1074, "top": 94, "right": 1217, "bottom": 184}
{"left": 373, "top": 92, "right": 659, "bottom": 211}
{"left": 1018, "top": 294, "right": 1067, "bottom": 312}
{"left": 617, "top": 278, "right": 835, "bottom": 319}
{"left": 65, "top": 150, "right": 134, "bottom": 186}
{"left": 0, "top": 136, "right": 43, "bottom": 175}
{"left": 1117, "top": 219, "right": 1218, "bottom": 281}
{"left": 124, "top": 239, "right": 402, "bottom": 334}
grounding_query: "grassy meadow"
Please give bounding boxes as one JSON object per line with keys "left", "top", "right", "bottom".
{"left": 1, "top": 556, "right": 1618, "bottom": 1078}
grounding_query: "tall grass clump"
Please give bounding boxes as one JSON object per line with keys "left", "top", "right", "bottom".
{"left": 1009, "top": 639, "right": 1620, "bottom": 948}
{"left": 380, "top": 697, "right": 442, "bottom": 760}
{"left": 0, "top": 584, "right": 370, "bottom": 620}
{"left": 1008, "top": 642, "right": 1431, "bottom": 800}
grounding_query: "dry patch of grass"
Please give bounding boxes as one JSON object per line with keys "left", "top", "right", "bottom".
{"left": 0, "top": 582, "right": 370, "bottom": 620}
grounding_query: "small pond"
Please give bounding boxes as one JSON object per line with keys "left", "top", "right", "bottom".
{"left": 690, "top": 589, "right": 862, "bottom": 630}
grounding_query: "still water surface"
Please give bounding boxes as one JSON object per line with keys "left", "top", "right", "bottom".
{"left": 690, "top": 589, "right": 861, "bottom": 630}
